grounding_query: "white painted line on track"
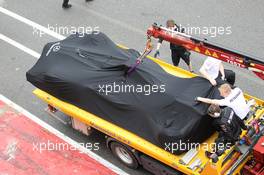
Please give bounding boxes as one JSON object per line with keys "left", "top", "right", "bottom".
{"left": 0, "top": 33, "right": 130, "bottom": 174}
{"left": 0, "top": 6, "right": 65, "bottom": 40}
{"left": 1, "top": 4, "right": 263, "bottom": 88}
{"left": 0, "top": 6, "right": 130, "bottom": 174}
{"left": 1, "top": 6, "right": 263, "bottom": 86}
{"left": 0, "top": 94, "right": 129, "bottom": 175}
{"left": 0, "top": 33, "right": 41, "bottom": 58}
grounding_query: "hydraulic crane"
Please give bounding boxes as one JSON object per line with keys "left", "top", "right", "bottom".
{"left": 146, "top": 23, "right": 264, "bottom": 80}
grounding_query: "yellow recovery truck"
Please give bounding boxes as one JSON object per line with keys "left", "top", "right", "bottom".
{"left": 30, "top": 24, "right": 264, "bottom": 175}
{"left": 33, "top": 48, "right": 264, "bottom": 175}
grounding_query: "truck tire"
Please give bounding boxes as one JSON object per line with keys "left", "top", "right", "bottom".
{"left": 110, "top": 142, "right": 139, "bottom": 169}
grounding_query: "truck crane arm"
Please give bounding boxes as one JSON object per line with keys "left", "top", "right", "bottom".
{"left": 147, "top": 23, "right": 264, "bottom": 80}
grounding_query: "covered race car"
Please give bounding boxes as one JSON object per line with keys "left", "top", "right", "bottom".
{"left": 26, "top": 32, "right": 217, "bottom": 154}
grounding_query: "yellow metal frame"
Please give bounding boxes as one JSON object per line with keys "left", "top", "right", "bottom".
{"left": 33, "top": 46, "right": 264, "bottom": 175}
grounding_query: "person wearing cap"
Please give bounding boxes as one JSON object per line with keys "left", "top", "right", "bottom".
{"left": 199, "top": 56, "right": 236, "bottom": 86}
{"left": 154, "top": 19, "right": 193, "bottom": 72}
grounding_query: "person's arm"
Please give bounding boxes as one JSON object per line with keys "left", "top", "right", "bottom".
{"left": 156, "top": 42, "right": 162, "bottom": 50}
{"left": 196, "top": 97, "right": 221, "bottom": 105}
{"left": 154, "top": 38, "right": 163, "bottom": 58}
{"left": 199, "top": 66, "right": 217, "bottom": 86}
{"left": 219, "top": 62, "right": 225, "bottom": 80}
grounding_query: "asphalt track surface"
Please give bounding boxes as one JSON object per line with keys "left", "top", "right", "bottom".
{"left": 0, "top": 0, "right": 264, "bottom": 175}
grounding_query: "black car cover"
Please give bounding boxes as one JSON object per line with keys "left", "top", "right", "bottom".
{"left": 26, "top": 32, "right": 217, "bottom": 154}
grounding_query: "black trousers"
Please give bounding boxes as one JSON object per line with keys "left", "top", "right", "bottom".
{"left": 63, "top": 0, "right": 69, "bottom": 6}
{"left": 171, "top": 49, "right": 190, "bottom": 66}
{"left": 214, "top": 135, "right": 234, "bottom": 156}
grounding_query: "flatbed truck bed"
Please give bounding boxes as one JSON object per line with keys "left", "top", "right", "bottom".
{"left": 32, "top": 53, "right": 264, "bottom": 175}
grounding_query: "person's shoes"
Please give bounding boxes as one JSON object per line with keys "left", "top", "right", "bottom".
{"left": 205, "top": 151, "right": 219, "bottom": 163}
{"left": 62, "top": 4, "right": 72, "bottom": 8}
{"left": 205, "top": 151, "right": 213, "bottom": 158}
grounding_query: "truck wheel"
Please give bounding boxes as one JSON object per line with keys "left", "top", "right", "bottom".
{"left": 110, "top": 142, "right": 139, "bottom": 169}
